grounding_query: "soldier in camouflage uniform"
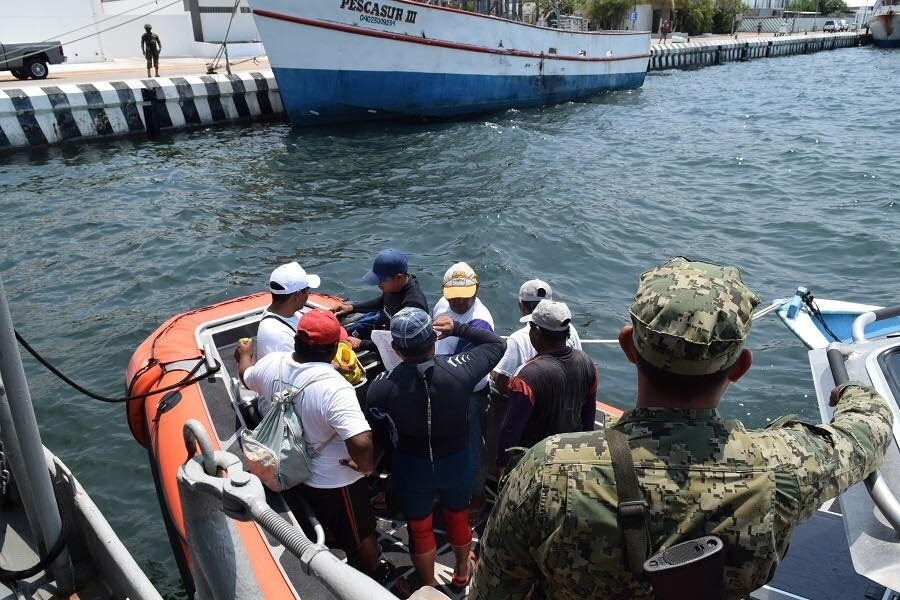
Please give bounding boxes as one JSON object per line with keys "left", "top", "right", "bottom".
{"left": 141, "top": 24, "right": 161, "bottom": 78}
{"left": 471, "top": 257, "right": 893, "bottom": 600}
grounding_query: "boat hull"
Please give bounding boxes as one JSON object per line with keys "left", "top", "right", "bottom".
{"left": 869, "top": 9, "right": 900, "bottom": 47}
{"left": 249, "top": 0, "right": 651, "bottom": 124}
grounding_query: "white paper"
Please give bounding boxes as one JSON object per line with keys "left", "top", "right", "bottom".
{"left": 370, "top": 330, "right": 402, "bottom": 371}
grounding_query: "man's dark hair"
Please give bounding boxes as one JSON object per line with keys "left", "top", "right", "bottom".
{"left": 521, "top": 300, "right": 541, "bottom": 314}
{"left": 395, "top": 338, "right": 435, "bottom": 362}
{"left": 634, "top": 353, "right": 731, "bottom": 397}
{"left": 294, "top": 337, "right": 338, "bottom": 363}
{"left": 533, "top": 324, "right": 570, "bottom": 345}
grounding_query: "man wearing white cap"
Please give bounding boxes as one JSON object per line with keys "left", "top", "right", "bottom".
{"left": 491, "top": 279, "right": 583, "bottom": 396}
{"left": 432, "top": 261, "right": 497, "bottom": 517}
{"left": 495, "top": 300, "right": 597, "bottom": 472}
{"left": 256, "top": 261, "right": 322, "bottom": 358}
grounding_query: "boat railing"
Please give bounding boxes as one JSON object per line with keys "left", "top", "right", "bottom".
{"left": 178, "top": 420, "right": 447, "bottom": 600}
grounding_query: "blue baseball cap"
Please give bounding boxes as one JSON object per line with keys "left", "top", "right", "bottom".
{"left": 363, "top": 249, "right": 408, "bottom": 285}
{"left": 390, "top": 307, "right": 434, "bottom": 349}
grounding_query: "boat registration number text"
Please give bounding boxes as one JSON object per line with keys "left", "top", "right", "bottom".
{"left": 339, "top": 0, "right": 418, "bottom": 25}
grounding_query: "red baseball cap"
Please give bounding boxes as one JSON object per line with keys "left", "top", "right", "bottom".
{"left": 296, "top": 309, "right": 349, "bottom": 345}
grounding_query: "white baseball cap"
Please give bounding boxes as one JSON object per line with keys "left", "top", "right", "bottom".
{"left": 520, "top": 300, "right": 571, "bottom": 331}
{"left": 519, "top": 279, "right": 553, "bottom": 302}
{"left": 269, "top": 262, "right": 320, "bottom": 295}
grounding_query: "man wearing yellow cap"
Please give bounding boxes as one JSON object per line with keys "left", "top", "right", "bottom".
{"left": 432, "top": 261, "right": 497, "bottom": 520}
{"left": 472, "top": 257, "right": 893, "bottom": 599}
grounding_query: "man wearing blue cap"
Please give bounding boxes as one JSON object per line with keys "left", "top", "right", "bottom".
{"left": 332, "top": 249, "right": 429, "bottom": 353}
{"left": 366, "top": 307, "right": 505, "bottom": 595}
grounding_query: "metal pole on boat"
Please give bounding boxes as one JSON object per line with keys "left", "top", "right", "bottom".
{"left": 0, "top": 276, "right": 75, "bottom": 590}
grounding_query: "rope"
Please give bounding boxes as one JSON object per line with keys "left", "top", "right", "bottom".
{"left": 0, "top": 521, "right": 67, "bottom": 582}
{"left": 799, "top": 290, "right": 842, "bottom": 342}
{"left": 14, "top": 329, "right": 219, "bottom": 404}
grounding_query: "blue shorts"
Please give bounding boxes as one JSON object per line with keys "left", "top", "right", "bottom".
{"left": 391, "top": 449, "right": 472, "bottom": 520}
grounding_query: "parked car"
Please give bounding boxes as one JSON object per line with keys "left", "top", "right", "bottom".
{"left": 0, "top": 41, "right": 66, "bottom": 80}
{"left": 837, "top": 19, "right": 848, "bottom": 31}
{"left": 823, "top": 19, "right": 837, "bottom": 32}
{"left": 849, "top": 21, "right": 859, "bottom": 31}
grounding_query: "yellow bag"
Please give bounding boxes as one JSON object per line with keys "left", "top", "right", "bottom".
{"left": 333, "top": 341, "right": 365, "bottom": 386}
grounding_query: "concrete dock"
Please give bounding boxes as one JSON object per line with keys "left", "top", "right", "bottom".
{"left": 0, "top": 31, "right": 865, "bottom": 152}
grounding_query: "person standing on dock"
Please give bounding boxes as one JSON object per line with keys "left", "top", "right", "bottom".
{"left": 141, "top": 24, "right": 161, "bottom": 78}
{"left": 659, "top": 18, "right": 670, "bottom": 43}
{"left": 472, "top": 256, "right": 893, "bottom": 600}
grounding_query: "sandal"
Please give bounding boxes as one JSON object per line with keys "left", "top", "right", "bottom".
{"left": 391, "top": 573, "right": 421, "bottom": 599}
{"left": 450, "top": 551, "right": 477, "bottom": 590}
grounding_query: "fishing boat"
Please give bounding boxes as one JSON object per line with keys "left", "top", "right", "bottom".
{"left": 247, "top": 0, "right": 651, "bottom": 124}
{"left": 775, "top": 287, "right": 900, "bottom": 349}
{"left": 869, "top": 0, "right": 900, "bottom": 48}
{"left": 0, "top": 279, "right": 161, "bottom": 600}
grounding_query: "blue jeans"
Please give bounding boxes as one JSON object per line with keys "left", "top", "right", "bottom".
{"left": 468, "top": 388, "right": 490, "bottom": 499}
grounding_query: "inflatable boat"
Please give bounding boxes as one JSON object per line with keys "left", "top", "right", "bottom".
{"left": 125, "top": 291, "right": 391, "bottom": 598}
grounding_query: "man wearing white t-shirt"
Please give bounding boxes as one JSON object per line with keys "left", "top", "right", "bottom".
{"left": 256, "top": 261, "right": 320, "bottom": 359}
{"left": 236, "top": 309, "right": 389, "bottom": 580}
{"left": 491, "top": 279, "right": 582, "bottom": 396}
{"left": 432, "top": 261, "right": 498, "bottom": 517}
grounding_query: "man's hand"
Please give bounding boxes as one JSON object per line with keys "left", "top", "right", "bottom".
{"left": 332, "top": 303, "right": 353, "bottom": 319}
{"left": 829, "top": 382, "right": 853, "bottom": 407}
{"left": 234, "top": 337, "right": 253, "bottom": 362}
{"left": 339, "top": 457, "right": 372, "bottom": 476}
{"left": 433, "top": 315, "right": 455, "bottom": 339}
{"left": 344, "top": 335, "right": 362, "bottom": 350}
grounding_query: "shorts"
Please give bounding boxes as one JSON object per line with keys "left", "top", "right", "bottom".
{"left": 282, "top": 477, "right": 376, "bottom": 563}
{"left": 392, "top": 448, "right": 472, "bottom": 519}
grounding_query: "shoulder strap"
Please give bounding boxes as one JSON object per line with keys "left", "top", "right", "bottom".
{"left": 606, "top": 427, "right": 651, "bottom": 575}
{"left": 261, "top": 313, "right": 295, "bottom": 332}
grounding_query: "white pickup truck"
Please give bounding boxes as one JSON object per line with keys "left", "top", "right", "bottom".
{"left": 0, "top": 41, "right": 66, "bottom": 80}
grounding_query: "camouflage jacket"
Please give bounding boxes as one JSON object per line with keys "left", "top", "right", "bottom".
{"left": 470, "top": 383, "right": 893, "bottom": 600}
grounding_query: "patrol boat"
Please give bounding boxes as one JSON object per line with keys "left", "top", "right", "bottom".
{"left": 772, "top": 288, "right": 900, "bottom": 598}
{"left": 0, "top": 278, "right": 161, "bottom": 600}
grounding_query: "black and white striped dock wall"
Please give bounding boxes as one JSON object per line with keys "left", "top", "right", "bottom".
{"left": 648, "top": 32, "right": 861, "bottom": 71}
{"left": 0, "top": 71, "right": 283, "bottom": 151}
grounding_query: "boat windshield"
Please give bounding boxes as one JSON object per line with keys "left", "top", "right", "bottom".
{"left": 877, "top": 345, "right": 900, "bottom": 405}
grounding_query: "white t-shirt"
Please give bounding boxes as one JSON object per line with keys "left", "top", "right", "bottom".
{"left": 492, "top": 323, "right": 583, "bottom": 378}
{"left": 255, "top": 309, "right": 299, "bottom": 359}
{"left": 433, "top": 296, "right": 495, "bottom": 391}
{"left": 243, "top": 353, "right": 370, "bottom": 489}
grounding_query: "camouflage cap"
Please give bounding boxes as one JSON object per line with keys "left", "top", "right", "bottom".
{"left": 629, "top": 257, "right": 760, "bottom": 376}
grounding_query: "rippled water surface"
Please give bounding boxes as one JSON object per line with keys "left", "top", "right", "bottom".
{"left": 1, "top": 47, "right": 899, "bottom": 596}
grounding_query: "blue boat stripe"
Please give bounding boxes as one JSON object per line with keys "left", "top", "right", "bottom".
{"left": 226, "top": 74, "right": 252, "bottom": 117}
{"left": 7, "top": 89, "right": 48, "bottom": 147}
{"left": 41, "top": 86, "right": 81, "bottom": 141}
{"left": 200, "top": 76, "right": 227, "bottom": 121}
{"left": 249, "top": 72, "right": 274, "bottom": 114}
{"left": 142, "top": 79, "right": 174, "bottom": 129}
{"left": 0, "top": 120, "right": 10, "bottom": 148}
{"left": 77, "top": 83, "right": 115, "bottom": 136}
{"left": 171, "top": 77, "right": 202, "bottom": 125}
{"left": 110, "top": 81, "right": 146, "bottom": 132}
{"left": 273, "top": 68, "right": 646, "bottom": 124}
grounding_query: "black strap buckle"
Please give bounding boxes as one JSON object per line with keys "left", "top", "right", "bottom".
{"left": 618, "top": 499, "right": 648, "bottom": 525}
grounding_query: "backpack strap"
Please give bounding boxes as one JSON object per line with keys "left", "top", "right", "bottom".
{"left": 607, "top": 427, "right": 651, "bottom": 575}
{"left": 261, "top": 313, "right": 295, "bottom": 332}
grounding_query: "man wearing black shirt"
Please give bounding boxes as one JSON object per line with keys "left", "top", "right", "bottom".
{"left": 366, "top": 307, "right": 505, "bottom": 593}
{"left": 332, "top": 249, "right": 428, "bottom": 353}
{"left": 496, "top": 300, "right": 597, "bottom": 472}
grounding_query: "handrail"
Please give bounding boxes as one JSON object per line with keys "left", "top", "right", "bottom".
{"left": 826, "top": 344, "right": 900, "bottom": 533}
{"left": 851, "top": 305, "right": 900, "bottom": 343}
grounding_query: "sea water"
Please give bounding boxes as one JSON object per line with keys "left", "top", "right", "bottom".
{"left": 1, "top": 46, "right": 898, "bottom": 597}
